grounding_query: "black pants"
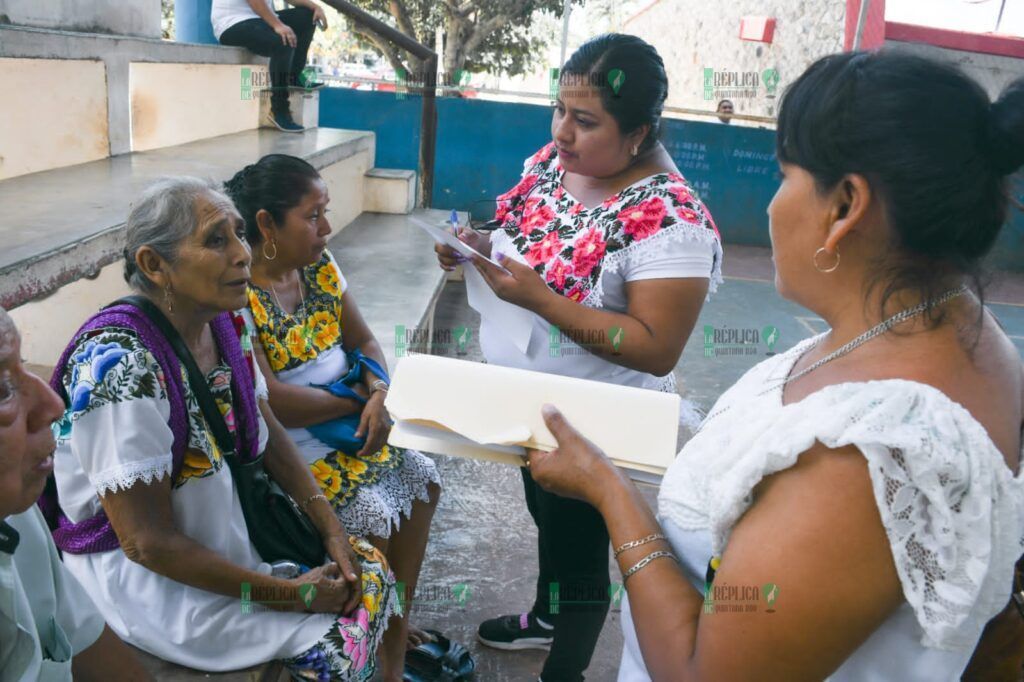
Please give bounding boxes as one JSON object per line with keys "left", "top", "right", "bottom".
{"left": 219, "top": 7, "right": 315, "bottom": 115}
{"left": 522, "top": 467, "right": 611, "bottom": 682}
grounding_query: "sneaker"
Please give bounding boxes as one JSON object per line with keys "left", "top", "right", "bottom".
{"left": 269, "top": 111, "right": 304, "bottom": 133}
{"left": 477, "top": 613, "right": 554, "bottom": 651}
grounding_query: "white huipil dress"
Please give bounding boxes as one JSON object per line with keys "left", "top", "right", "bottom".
{"left": 618, "top": 333, "right": 1024, "bottom": 681}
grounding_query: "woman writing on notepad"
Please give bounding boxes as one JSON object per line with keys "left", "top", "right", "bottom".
{"left": 436, "top": 34, "right": 721, "bottom": 682}
{"left": 524, "top": 52, "right": 1024, "bottom": 681}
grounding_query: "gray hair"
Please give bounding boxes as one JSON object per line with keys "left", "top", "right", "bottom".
{"left": 123, "top": 176, "right": 232, "bottom": 292}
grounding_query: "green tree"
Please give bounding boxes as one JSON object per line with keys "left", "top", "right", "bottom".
{"left": 324, "top": 0, "right": 579, "bottom": 80}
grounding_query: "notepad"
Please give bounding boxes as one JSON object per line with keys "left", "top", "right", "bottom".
{"left": 384, "top": 354, "right": 680, "bottom": 479}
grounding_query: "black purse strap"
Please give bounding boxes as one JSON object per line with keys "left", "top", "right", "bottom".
{"left": 111, "top": 296, "right": 237, "bottom": 458}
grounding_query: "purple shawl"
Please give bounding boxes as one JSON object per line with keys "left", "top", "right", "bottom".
{"left": 37, "top": 304, "right": 261, "bottom": 554}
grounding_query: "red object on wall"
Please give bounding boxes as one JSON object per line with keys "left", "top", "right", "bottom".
{"left": 739, "top": 16, "right": 776, "bottom": 44}
{"left": 844, "top": 0, "right": 886, "bottom": 51}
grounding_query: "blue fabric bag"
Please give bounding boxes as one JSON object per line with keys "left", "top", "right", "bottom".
{"left": 307, "top": 350, "right": 390, "bottom": 455}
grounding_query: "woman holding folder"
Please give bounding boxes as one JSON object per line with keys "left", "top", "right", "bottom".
{"left": 436, "top": 34, "right": 721, "bottom": 682}
{"left": 523, "top": 52, "right": 1024, "bottom": 681}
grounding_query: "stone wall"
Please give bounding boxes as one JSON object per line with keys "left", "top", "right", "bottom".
{"left": 623, "top": 0, "right": 846, "bottom": 119}
{"left": 0, "top": 0, "right": 161, "bottom": 38}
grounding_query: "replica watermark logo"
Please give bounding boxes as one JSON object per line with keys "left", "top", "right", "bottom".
{"left": 395, "top": 325, "right": 471, "bottom": 357}
{"left": 548, "top": 582, "right": 625, "bottom": 615}
{"left": 608, "top": 68, "right": 626, "bottom": 96}
{"left": 703, "top": 67, "right": 779, "bottom": 100}
{"left": 702, "top": 581, "right": 780, "bottom": 614}
{"left": 703, "top": 325, "right": 779, "bottom": 357}
{"left": 240, "top": 582, "right": 316, "bottom": 614}
{"left": 396, "top": 581, "right": 472, "bottom": 614}
{"left": 549, "top": 325, "right": 625, "bottom": 357}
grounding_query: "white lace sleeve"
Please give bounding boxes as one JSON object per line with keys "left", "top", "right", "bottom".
{"left": 667, "top": 379, "right": 1024, "bottom": 651}
{"left": 60, "top": 329, "right": 174, "bottom": 497}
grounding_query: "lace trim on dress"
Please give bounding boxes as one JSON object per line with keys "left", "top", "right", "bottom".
{"left": 92, "top": 454, "right": 174, "bottom": 497}
{"left": 335, "top": 450, "right": 441, "bottom": 539}
{"left": 661, "top": 374, "right": 1024, "bottom": 651}
{"left": 580, "top": 220, "right": 724, "bottom": 309}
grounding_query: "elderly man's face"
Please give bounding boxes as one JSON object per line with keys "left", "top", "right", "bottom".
{"left": 0, "top": 309, "right": 64, "bottom": 517}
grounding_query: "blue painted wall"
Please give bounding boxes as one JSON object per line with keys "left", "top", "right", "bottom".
{"left": 319, "top": 88, "right": 1024, "bottom": 270}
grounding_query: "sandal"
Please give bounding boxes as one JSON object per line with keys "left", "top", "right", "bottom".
{"left": 403, "top": 629, "right": 475, "bottom": 681}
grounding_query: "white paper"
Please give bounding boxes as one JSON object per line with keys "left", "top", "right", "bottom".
{"left": 464, "top": 266, "right": 535, "bottom": 355}
{"left": 409, "top": 215, "right": 510, "bottom": 273}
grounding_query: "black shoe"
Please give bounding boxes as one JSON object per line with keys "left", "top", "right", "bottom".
{"left": 269, "top": 110, "right": 304, "bottom": 133}
{"left": 477, "top": 613, "right": 554, "bottom": 651}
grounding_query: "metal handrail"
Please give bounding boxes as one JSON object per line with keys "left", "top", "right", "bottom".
{"left": 320, "top": 0, "right": 437, "bottom": 207}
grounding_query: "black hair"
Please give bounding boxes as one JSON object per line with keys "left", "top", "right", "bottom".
{"left": 560, "top": 33, "right": 668, "bottom": 154}
{"left": 223, "top": 154, "right": 321, "bottom": 244}
{"left": 777, "top": 50, "right": 1024, "bottom": 327}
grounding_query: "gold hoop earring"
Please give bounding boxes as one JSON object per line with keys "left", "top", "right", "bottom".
{"left": 263, "top": 240, "right": 278, "bottom": 260}
{"left": 163, "top": 284, "right": 174, "bottom": 314}
{"left": 813, "top": 247, "right": 840, "bottom": 273}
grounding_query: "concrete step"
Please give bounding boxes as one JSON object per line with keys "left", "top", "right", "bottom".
{"left": 0, "top": 24, "right": 268, "bottom": 175}
{"left": 328, "top": 209, "right": 465, "bottom": 371}
{"left": 4, "top": 126, "right": 377, "bottom": 368}
{"left": 364, "top": 168, "right": 417, "bottom": 215}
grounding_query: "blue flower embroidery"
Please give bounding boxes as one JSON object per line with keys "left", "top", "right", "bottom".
{"left": 69, "top": 341, "right": 129, "bottom": 412}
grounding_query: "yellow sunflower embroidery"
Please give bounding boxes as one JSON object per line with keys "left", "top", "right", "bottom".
{"left": 310, "top": 459, "right": 342, "bottom": 501}
{"left": 260, "top": 332, "right": 289, "bottom": 372}
{"left": 317, "top": 263, "right": 341, "bottom": 298}
{"left": 247, "top": 289, "right": 269, "bottom": 327}
{"left": 361, "top": 443, "right": 392, "bottom": 464}
{"left": 335, "top": 453, "right": 369, "bottom": 481}
{"left": 178, "top": 447, "right": 214, "bottom": 482}
{"left": 362, "top": 571, "right": 384, "bottom": 613}
{"left": 285, "top": 324, "right": 317, "bottom": 363}
{"left": 309, "top": 310, "right": 340, "bottom": 351}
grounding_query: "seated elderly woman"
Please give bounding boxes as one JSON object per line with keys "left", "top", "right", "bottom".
{"left": 224, "top": 154, "right": 445, "bottom": 680}
{"left": 526, "top": 52, "right": 1024, "bottom": 680}
{"left": 0, "top": 307, "right": 152, "bottom": 681}
{"left": 42, "top": 177, "right": 397, "bottom": 679}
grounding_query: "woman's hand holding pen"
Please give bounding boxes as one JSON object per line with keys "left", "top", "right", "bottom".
{"left": 470, "top": 252, "right": 554, "bottom": 312}
{"left": 434, "top": 227, "right": 492, "bottom": 271}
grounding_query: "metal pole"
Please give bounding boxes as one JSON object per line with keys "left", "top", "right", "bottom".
{"left": 559, "top": 0, "right": 572, "bottom": 66}
{"left": 852, "top": 0, "right": 871, "bottom": 51}
{"left": 419, "top": 54, "right": 438, "bottom": 208}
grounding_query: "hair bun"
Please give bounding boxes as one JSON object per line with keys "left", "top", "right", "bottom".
{"left": 986, "top": 79, "right": 1024, "bottom": 176}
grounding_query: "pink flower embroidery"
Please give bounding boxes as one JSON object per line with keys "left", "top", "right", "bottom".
{"left": 497, "top": 173, "right": 539, "bottom": 203}
{"left": 545, "top": 259, "right": 571, "bottom": 289}
{"left": 526, "top": 231, "right": 564, "bottom": 267}
{"left": 667, "top": 172, "right": 685, "bottom": 183}
{"left": 571, "top": 227, "right": 607, "bottom": 278}
{"left": 565, "top": 283, "right": 587, "bottom": 302}
{"left": 601, "top": 195, "right": 619, "bottom": 209}
{"left": 569, "top": 203, "right": 584, "bottom": 216}
{"left": 553, "top": 185, "right": 565, "bottom": 200}
{"left": 670, "top": 184, "right": 693, "bottom": 206}
{"left": 520, "top": 197, "right": 555, "bottom": 236}
{"left": 677, "top": 206, "right": 701, "bottom": 224}
{"left": 529, "top": 143, "right": 556, "bottom": 165}
{"left": 617, "top": 198, "right": 667, "bottom": 240}
{"left": 338, "top": 608, "right": 371, "bottom": 670}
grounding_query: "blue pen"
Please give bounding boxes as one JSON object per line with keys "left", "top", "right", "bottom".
{"left": 450, "top": 209, "right": 468, "bottom": 264}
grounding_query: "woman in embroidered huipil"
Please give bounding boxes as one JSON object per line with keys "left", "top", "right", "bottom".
{"left": 436, "top": 34, "right": 722, "bottom": 681}
{"left": 47, "top": 178, "right": 397, "bottom": 680}
{"left": 225, "top": 155, "right": 442, "bottom": 680}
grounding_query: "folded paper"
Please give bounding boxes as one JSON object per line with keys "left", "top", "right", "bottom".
{"left": 385, "top": 354, "right": 680, "bottom": 478}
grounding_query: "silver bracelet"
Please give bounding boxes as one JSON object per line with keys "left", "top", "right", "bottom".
{"left": 622, "top": 550, "right": 677, "bottom": 582}
{"left": 300, "top": 493, "right": 329, "bottom": 513}
{"left": 613, "top": 533, "right": 666, "bottom": 558}
{"left": 371, "top": 379, "right": 389, "bottom": 393}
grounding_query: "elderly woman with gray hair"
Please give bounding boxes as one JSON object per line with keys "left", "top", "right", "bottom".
{"left": 41, "top": 177, "right": 397, "bottom": 679}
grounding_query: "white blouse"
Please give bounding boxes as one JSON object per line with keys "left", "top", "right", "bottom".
{"left": 619, "top": 333, "right": 1024, "bottom": 680}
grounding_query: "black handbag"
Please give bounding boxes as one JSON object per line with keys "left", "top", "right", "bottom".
{"left": 115, "top": 296, "right": 326, "bottom": 567}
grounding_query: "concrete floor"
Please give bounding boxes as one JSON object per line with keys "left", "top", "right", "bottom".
{"left": 411, "top": 244, "right": 1024, "bottom": 681}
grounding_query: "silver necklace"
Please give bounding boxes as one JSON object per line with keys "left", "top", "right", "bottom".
{"left": 695, "top": 284, "right": 969, "bottom": 433}
{"left": 270, "top": 270, "right": 306, "bottom": 319}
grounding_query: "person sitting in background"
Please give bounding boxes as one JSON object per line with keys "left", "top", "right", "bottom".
{"left": 213, "top": 0, "right": 328, "bottom": 132}
{"left": 43, "top": 177, "right": 397, "bottom": 680}
{"left": 225, "top": 155, "right": 449, "bottom": 682}
{"left": 0, "top": 306, "right": 152, "bottom": 682}
{"left": 715, "top": 99, "right": 733, "bottom": 124}
{"left": 525, "top": 51, "right": 1024, "bottom": 681}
